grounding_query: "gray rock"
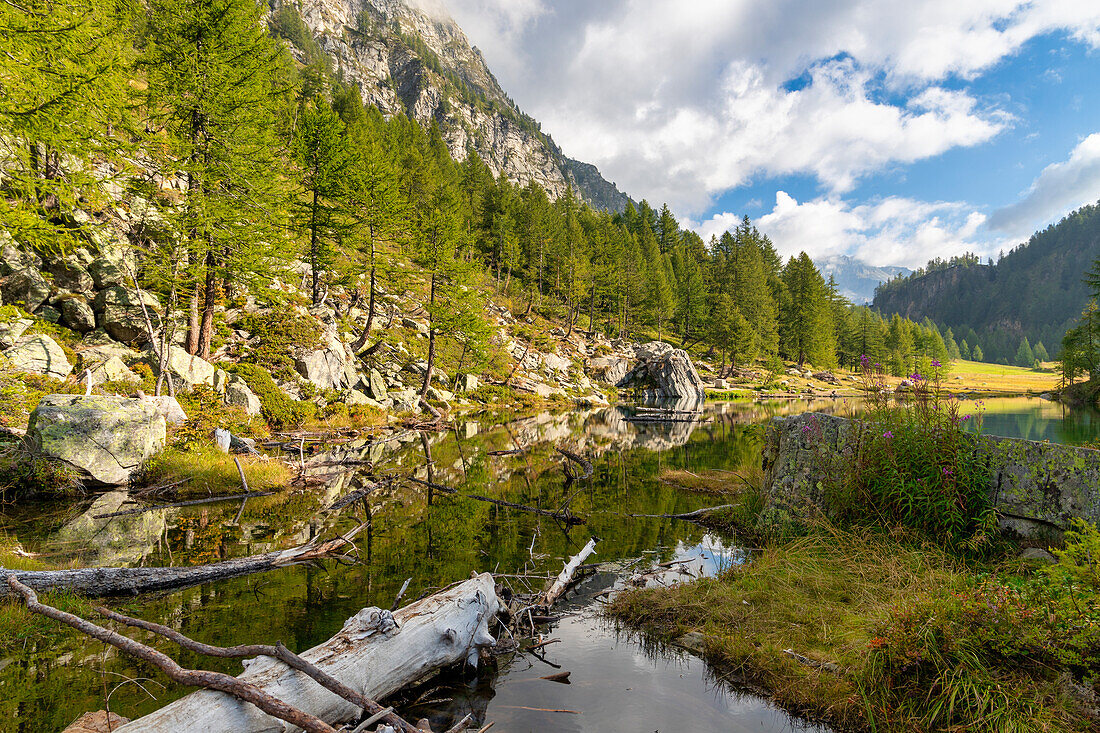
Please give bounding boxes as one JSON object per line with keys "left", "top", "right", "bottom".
{"left": 543, "top": 352, "right": 572, "bottom": 372}
{"left": 616, "top": 341, "right": 707, "bottom": 400}
{"left": 225, "top": 378, "right": 262, "bottom": 416}
{"left": 93, "top": 286, "right": 160, "bottom": 343}
{"left": 427, "top": 386, "right": 454, "bottom": 403}
{"left": 0, "top": 317, "right": 33, "bottom": 349}
{"left": 389, "top": 388, "right": 420, "bottom": 412}
{"left": 401, "top": 317, "right": 429, "bottom": 335}
{"left": 213, "top": 369, "right": 228, "bottom": 394}
{"left": 34, "top": 304, "right": 61, "bottom": 323}
{"left": 26, "top": 394, "right": 166, "bottom": 485}
{"left": 366, "top": 367, "right": 388, "bottom": 400}
{"left": 144, "top": 395, "right": 187, "bottom": 425}
{"left": 343, "top": 389, "right": 383, "bottom": 410}
{"left": 295, "top": 338, "right": 355, "bottom": 392}
{"left": 0, "top": 268, "right": 51, "bottom": 312}
{"left": 87, "top": 355, "right": 140, "bottom": 385}
{"left": 1018, "top": 547, "right": 1056, "bottom": 564}
{"left": 87, "top": 258, "right": 126, "bottom": 290}
{"left": 3, "top": 334, "right": 72, "bottom": 379}
{"left": 153, "top": 345, "right": 215, "bottom": 389}
{"left": 454, "top": 373, "right": 479, "bottom": 392}
{"left": 0, "top": 240, "right": 42, "bottom": 275}
{"left": 587, "top": 356, "right": 630, "bottom": 384}
{"left": 47, "top": 258, "right": 94, "bottom": 295}
{"left": 60, "top": 297, "right": 96, "bottom": 332}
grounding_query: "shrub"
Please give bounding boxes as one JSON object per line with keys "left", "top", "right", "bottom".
{"left": 172, "top": 385, "right": 265, "bottom": 450}
{"left": 826, "top": 357, "right": 996, "bottom": 553}
{"left": 236, "top": 311, "right": 322, "bottom": 381}
{"left": 226, "top": 362, "right": 315, "bottom": 429}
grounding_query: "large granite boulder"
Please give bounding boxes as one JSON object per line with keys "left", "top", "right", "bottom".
{"left": 225, "top": 376, "right": 262, "bottom": 416}
{"left": 762, "top": 413, "right": 1100, "bottom": 539}
{"left": 153, "top": 345, "right": 216, "bottom": 389}
{"left": 587, "top": 356, "right": 631, "bottom": 384}
{"left": 616, "top": 341, "right": 706, "bottom": 400}
{"left": 0, "top": 267, "right": 51, "bottom": 312}
{"left": 46, "top": 256, "right": 94, "bottom": 295}
{"left": 88, "top": 258, "right": 126, "bottom": 289}
{"left": 295, "top": 336, "right": 356, "bottom": 392}
{"left": 60, "top": 296, "right": 96, "bottom": 332}
{"left": 0, "top": 317, "right": 33, "bottom": 349}
{"left": 26, "top": 394, "right": 166, "bottom": 485}
{"left": 365, "top": 367, "right": 388, "bottom": 401}
{"left": 3, "top": 334, "right": 72, "bottom": 379}
{"left": 86, "top": 355, "right": 141, "bottom": 386}
{"left": 0, "top": 240, "right": 42, "bottom": 275}
{"left": 92, "top": 286, "right": 160, "bottom": 343}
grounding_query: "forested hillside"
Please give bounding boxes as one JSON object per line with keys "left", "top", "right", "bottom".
{"left": 0, "top": 0, "right": 952, "bottom": 402}
{"left": 873, "top": 203, "right": 1100, "bottom": 364}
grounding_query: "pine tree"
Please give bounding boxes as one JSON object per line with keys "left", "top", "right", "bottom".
{"left": 972, "top": 344, "right": 985, "bottom": 362}
{"left": 1014, "top": 337, "right": 1035, "bottom": 368}
{"left": 780, "top": 252, "right": 831, "bottom": 368}
{"left": 1033, "top": 341, "right": 1050, "bottom": 363}
{"left": 142, "top": 0, "right": 292, "bottom": 359}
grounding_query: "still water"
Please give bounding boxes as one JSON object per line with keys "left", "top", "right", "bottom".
{"left": 1, "top": 396, "right": 1096, "bottom": 732}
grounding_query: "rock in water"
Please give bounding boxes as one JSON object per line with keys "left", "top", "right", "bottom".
{"left": 616, "top": 341, "right": 707, "bottom": 400}
{"left": 3, "top": 334, "right": 73, "bottom": 379}
{"left": 26, "top": 395, "right": 166, "bottom": 485}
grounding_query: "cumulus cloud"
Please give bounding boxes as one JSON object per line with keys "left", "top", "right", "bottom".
{"left": 441, "top": 0, "right": 1100, "bottom": 214}
{"left": 727, "top": 191, "right": 997, "bottom": 269}
{"left": 987, "top": 133, "right": 1100, "bottom": 236}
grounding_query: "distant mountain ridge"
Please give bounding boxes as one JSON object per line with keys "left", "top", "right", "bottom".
{"left": 872, "top": 201, "right": 1100, "bottom": 363}
{"left": 294, "top": 0, "right": 630, "bottom": 212}
{"left": 815, "top": 255, "right": 911, "bottom": 304}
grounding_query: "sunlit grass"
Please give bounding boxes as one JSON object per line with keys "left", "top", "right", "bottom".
{"left": 140, "top": 445, "right": 293, "bottom": 497}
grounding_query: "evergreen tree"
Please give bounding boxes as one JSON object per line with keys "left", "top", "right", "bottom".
{"left": 1014, "top": 337, "right": 1035, "bottom": 367}
{"left": 142, "top": 0, "right": 292, "bottom": 359}
{"left": 972, "top": 344, "right": 985, "bottom": 362}
{"left": 1033, "top": 341, "right": 1050, "bottom": 363}
{"left": 780, "top": 252, "right": 831, "bottom": 367}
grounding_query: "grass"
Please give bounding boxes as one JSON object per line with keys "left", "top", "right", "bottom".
{"left": 657, "top": 467, "right": 756, "bottom": 495}
{"left": 933, "top": 359, "right": 1058, "bottom": 394}
{"left": 608, "top": 525, "right": 1095, "bottom": 732}
{"left": 139, "top": 445, "right": 292, "bottom": 498}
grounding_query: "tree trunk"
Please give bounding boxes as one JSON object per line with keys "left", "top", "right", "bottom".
{"left": 114, "top": 574, "right": 500, "bottom": 733}
{"left": 198, "top": 249, "right": 217, "bottom": 360}
{"left": 187, "top": 287, "right": 200, "bottom": 355}
{"left": 310, "top": 189, "right": 321, "bottom": 306}
{"left": 420, "top": 273, "right": 437, "bottom": 399}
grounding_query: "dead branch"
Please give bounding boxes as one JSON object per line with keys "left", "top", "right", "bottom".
{"left": 407, "top": 476, "right": 585, "bottom": 525}
{"left": 93, "top": 491, "right": 277, "bottom": 519}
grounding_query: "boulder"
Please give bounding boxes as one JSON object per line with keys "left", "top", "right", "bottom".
{"left": 35, "top": 304, "right": 60, "bottom": 323}
{"left": 343, "top": 389, "right": 382, "bottom": 409}
{"left": 587, "top": 356, "right": 630, "bottom": 384}
{"left": 427, "top": 386, "right": 455, "bottom": 403}
{"left": 87, "top": 258, "right": 126, "bottom": 290}
{"left": 389, "top": 388, "right": 420, "bottom": 412}
{"left": 144, "top": 395, "right": 187, "bottom": 425}
{"left": 87, "top": 355, "right": 140, "bottom": 386}
{"left": 225, "top": 377, "right": 262, "bottom": 416}
{"left": 3, "top": 334, "right": 72, "bottom": 379}
{"left": 295, "top": 337, "right": 356, "bottom": 392}
{"left": 454, "top": 373, "right": 479, "bottom": 392}
{"left": 543, "top": 352, "right": 572, "bottom": 372}
{"left": 365, "top": 367, "right": 388, "bottom": 401}
{"left": 26, "top": 394, "right": 166, "bottom": 485}
{"left": 92, "top": 286, "right": 160, "bottom": 343}
{"left": 213, "top": 368, "right": 228, "bottom": 394}
{"left": 60, "top": 296, "right": 96, "bottom": 332}
{"left": 154, "top": 345, "right": 216, "bottom": 389}
{"left": 813, "top": 371, "right": 839, "bottom": 384}
{"left": 0, "top": 240, "right": 42, "bottom": 275}
{"left": 616, "top": 341, "right": 707, "bottom": 400}
{"left": 47, "top": 257, "right": 94, "bottom": 295}
{"left": 0, "top": 317, "right": 33, "bottom": 349}
{"left": 0, "top": 267, "right": 51, "bottom": 312}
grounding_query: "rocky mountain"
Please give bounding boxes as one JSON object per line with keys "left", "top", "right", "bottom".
{"left": 815, "top": 255, "right": 911, "bottom": 304}
{"left": 294, "top": 0, "right": 630, "bottom": 212}
{"left": 872, "top": 201, "right": 1100, "bottom": 362}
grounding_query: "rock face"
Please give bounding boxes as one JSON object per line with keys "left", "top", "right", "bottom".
{"left": 157, "top": 345, "right": 216, "bottom": 389}
{"left": 762, "top": 413, "right": 1100, "bottom": 539}
{"left": 296, "top": 335, "right": 357, "bottom": 392}
{"left": 26, "top": 395, "right": 167, "bottom": 485}
{"left": 587, "top": 356, "right": 630, "bottom": 384}
{"left": 296, "top": 0, "right": 627, "bottom": 212}
{"left": 615, "top": 341, "right": 707, "bottom": 401}
{"left": 3, "top": 334, "right": 73, "bottom": 379}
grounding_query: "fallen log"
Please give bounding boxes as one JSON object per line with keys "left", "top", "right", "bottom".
{"left": 0, "top": 526, "right": 364, "bottom": 598}
{"left": 556, "top": 448, "right": 593, "bottom": 482}
{"left": 624, "top": 505, "right": 734, "bottom": 521}
{"left": 114, "top": 574, "right": 500, "bottom": 732}
{"left": 540, "top": 537, "right": 598, "bottom": 607}
{"left": 7, "top": 577, "right": 335, "bottom": 733}
{"left": 93, "top": 490, "right": 277, "bottom": 519}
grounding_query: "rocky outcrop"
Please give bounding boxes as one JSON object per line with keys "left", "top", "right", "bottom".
{"left": 225, "top": 376, "right": 262, "bottom": 416}
{"left": 86, "top": 355, "right": 140, "bottom": 386}
{"left": 26, "top": 394, "right": 167, "bottom": 485}
{"left": 296, "top": 334, "right": 357, "bottom": 392}
{"left": 587, "top": 356, "right": 630, "bottom": 384}
{"left": 615, "top": 341, "right": 707, "bottom": 401}
{"left": 0, "top": 267, "right": 51, "bottom": 312}
{"left": 3, "top": 334, "right": 73, "bottom": 379}
{"left": 762, "top": 413, "right": 1100, "bottom": 539}
{"left": 155, "top": 345, "right": 216, "bottom": 389}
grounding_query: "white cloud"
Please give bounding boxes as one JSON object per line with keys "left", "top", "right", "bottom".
{"left": 988, "top": 133, "right": 1100, "bottom": 235}
{"left": 441, "top": 0, "right": 1100, "bottom": 214}
{"left": 717, "top": 191, "right": 999, "bottom": 269}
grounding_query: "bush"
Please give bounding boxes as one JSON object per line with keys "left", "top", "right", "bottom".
{"left": 226, "top": 362, "right": 315, "bottom": 429}
{"left": 826, "top": 357, "right": 996, "bottom": 552}
{"left": 172, "top": 385, "right": 266, "bottom": 450}
{"left": 236, "top": 310, "right": 322, "bottom": 381}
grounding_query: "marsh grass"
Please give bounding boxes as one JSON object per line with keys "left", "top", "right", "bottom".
{"left": 139, "top": 446, "right": 292, "bottom": 498}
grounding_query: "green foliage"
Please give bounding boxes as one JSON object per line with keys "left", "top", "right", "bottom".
{"left": 1047, "top": 518, "right": 1100, "bottom": 590}
{"left": 827, "top": 359, "right": 997, "bottom": 552}
{"left": 236, "top": 311, "right": 322, "bottom": 380}
{"left": 141, "top": 445, "right": 290, "bottom": 497}
{"left": 226, "top": 362, "right": 315, "bottom": 429}
{"left": 171, "top": 385, "right": 266, "bottom": 450}
{"left": 0, "top": 455, "right": 80, "bottom": 500}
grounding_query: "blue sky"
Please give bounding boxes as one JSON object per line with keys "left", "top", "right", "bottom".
{"left": 439, "top": 0, "right": 1100, "bottom": 269}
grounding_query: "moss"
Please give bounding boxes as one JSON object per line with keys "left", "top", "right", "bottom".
{"left": 140, "top": 445, "right": 292, "bottom": 498}
{"left": 225, "top": 362, "right": 316, "bottom": 430}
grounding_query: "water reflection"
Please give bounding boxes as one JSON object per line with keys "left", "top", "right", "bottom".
{"left": 1, "top": 396, "right": 1097, "bottom": 731}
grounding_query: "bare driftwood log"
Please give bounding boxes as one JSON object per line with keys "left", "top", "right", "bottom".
{"left": 114, "top": 573, "right": 500, "bottom": 732}
{"left": 625, "top": 505, "right": 734, "bottom": 521}
{"left": 556, "top": 447, "right": 593, "bottom": 482}
{"left": 0, "top": 526, "right": 364, "bottom": 598}
{"left": 94, "top": 607, "right": 421, "bottom": 733}
{"left": 540, "top": 537, "right": 598, "bottom": 607}
{"left": 7, "top": 577, "right": 335, "bottom": 733}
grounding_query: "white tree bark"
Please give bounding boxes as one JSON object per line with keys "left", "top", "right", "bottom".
{"left": 541, "top": 537, "right": 598, "bottom": 607}
{"left": 116, "top": 574, "right": 500, "bottom": 733}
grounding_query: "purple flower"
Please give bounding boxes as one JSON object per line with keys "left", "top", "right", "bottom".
{"left": 931, "top": 360, "right": 942, "bottom": 368}
{"left": 963, "top": 414, "right": 970, "bottom": 421}
{"left": 909, "top": 373, "right": 923, "bottom": 382}
{"left": 860, "top": 354, "right": 871, "bottom": 366}
{"left": 883, "top": 430, "right": 894, "bottom": 439}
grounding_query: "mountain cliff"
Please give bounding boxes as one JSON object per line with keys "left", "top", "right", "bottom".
{"left": 815, "top": 255, "right": 910, "bottom": 304}
{"left": 872, "top": 201, "right": 1100, "bottom": 362}
{"left": 293, "top": 0, "right": 629, "bottom": 212}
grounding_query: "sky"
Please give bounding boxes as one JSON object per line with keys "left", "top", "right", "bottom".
{"left": 434, "top": 0, "right": 1100, "bottom": 269}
